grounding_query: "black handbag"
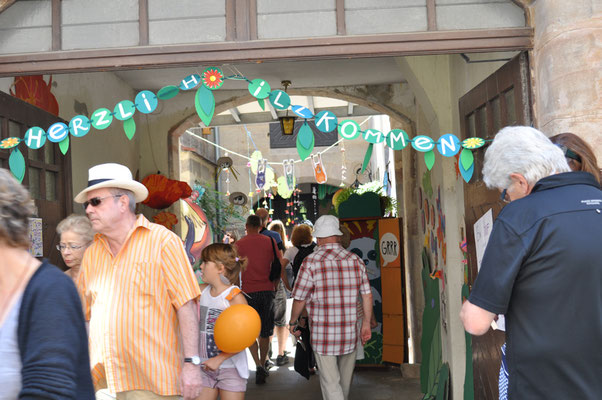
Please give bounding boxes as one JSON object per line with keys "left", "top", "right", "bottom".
{"left": 268, "top": 237, "right": 282, "bottom": 282}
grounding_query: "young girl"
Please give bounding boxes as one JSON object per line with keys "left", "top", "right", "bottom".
{"left": 198, "top": 243, "right": 249, "bottom": 400}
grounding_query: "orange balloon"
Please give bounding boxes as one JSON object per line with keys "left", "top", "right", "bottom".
{"left": 214, "top": 304, "right": 261, "bottom": 353}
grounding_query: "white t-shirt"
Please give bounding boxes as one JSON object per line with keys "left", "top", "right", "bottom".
{"left": 199, "top": 286, "right": 249, "bottom": 379}
{"left": 0, "top": 296, "right": 23, "bottom": 400}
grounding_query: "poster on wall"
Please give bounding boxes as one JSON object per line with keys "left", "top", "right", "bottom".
{"left": 473, "top": 209, "right": 493, "bottom": 271}
{"left": 28, "top": 218, "right": 43, "bottom": 257}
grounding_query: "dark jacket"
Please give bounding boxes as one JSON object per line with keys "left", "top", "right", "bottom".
{"left": 18, "top": 261, "right": 95, "bottom": 399}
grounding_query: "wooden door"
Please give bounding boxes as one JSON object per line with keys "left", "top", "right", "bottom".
{"left": 459, "top": 52, "right": 532, "bottom": 400}
{"left": 0, "top": 90, "right": 72, "bottom": 268}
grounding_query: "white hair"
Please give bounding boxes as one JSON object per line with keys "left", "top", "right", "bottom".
{"left": 483, "top": 126, "right": 571, "bottom": 190}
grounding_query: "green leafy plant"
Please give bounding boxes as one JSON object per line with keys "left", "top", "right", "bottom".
{"left": 195, "top": 181, "right": 246, "bottom": 239}
{"left": 332, "top": 181, "right": 398, "bottom": 217}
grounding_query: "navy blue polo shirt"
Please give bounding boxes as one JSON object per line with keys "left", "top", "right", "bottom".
{"left": 260, "top": 227, "right": 284, "bottom": 251}
{"left": 469, "top": 171, "right": 602, "bottom": 399}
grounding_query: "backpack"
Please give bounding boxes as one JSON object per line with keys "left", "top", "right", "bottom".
{"left": 292, "top": 243, "right": 317, "bottom": 283}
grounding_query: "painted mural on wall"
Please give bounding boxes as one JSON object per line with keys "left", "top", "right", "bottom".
{"left": 342, "top": 219, "right": 383, "bottom": 365}
{"left": 419, "top": 169, "right": 453, "bottom": 398}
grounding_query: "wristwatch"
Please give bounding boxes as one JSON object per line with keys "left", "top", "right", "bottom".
{"left": 184, "top": 356, "right": 201, "bottom": 365}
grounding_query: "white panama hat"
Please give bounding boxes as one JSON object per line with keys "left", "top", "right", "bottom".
{"left": 74, "top": 163, "right": 149, "bottom": 203}
{"left": 312, "top": 215, "right": 343, "bottom": 238}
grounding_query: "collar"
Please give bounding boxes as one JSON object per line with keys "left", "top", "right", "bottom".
{"left": 318, "top": 242, "right": 343, "bottom": 249}
{"left": 531, "top": 171, "right": 601, "bottom": 194}
{"left": 94, "top": 214, "right": 151, "bottom": 245}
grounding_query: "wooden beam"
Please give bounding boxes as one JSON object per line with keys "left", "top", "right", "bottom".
{"left": 225, "top": 0, "right": 236, "bottom": 41}
{"left": 336, "top": 0, "right": 346, "bottom": 36}
{"left": 139, "top": 0, "right": 149, "bottom": 46}
{"left": 426, "top": 0, "right": 437, "bottom": 31}
{"left": 51, "top": 0, "right": 61, "bottom": 51}
{"left": 0, "top": 28, "right": 533, "bottom": 77}
{"left": 0, "top": 0, "right": 16, "bottom": 14}
{"left": 248, "top": 0, "right": 257, "bottom": 40}
{"left": 229, "top": 107, "right": 241, "bottom": 123}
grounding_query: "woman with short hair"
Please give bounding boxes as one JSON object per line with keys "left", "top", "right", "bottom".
{"left": 0, "top": 168, "right": 94, "bottom": 399}
{"left": 56, "top": 214, "right": 94, "bottom": 281}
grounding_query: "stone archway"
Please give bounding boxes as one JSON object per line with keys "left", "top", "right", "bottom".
{"left": 167, "top": 82, "right": 427, "bottom": 366}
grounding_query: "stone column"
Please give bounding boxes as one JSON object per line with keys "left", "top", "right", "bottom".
{"left": 530, "top": 0, "right": 602, "bottom": 158}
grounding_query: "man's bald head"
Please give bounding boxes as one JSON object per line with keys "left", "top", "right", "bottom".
{"left": 255, "top": 208, "right": 269, "bottom": 227}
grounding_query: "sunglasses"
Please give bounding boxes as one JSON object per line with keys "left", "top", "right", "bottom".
{"left": 83, "top": 194, "right": 123, "bottom": 210}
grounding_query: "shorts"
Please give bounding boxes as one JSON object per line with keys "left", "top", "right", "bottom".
{"left": 247, "top": 290, "right": 275, "bottom": 338}
{"left": 273, "top": 281, "right": 287, "bottom": 327}
{"left": 201, "top": 368, "right": 246, "bottom": 392}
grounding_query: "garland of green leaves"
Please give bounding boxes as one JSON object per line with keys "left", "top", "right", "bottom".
{"left": 1, "top": 66, "right": 486, "bottom": 184}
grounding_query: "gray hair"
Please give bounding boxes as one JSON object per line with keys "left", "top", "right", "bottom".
{"left": 108, "top": 188, "right": 136, "bottom": 213}
{"left": 0, "top": 169, "right": 36, "bottom": 249}
{"left": 483, "top": 126, "right": 571, "bottom": 190}
{"left": 57, "top": 214, "right": 94, "bottom": 244}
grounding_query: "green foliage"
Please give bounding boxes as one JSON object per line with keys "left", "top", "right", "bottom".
{"left": 195, "top": 181, "right": 246, "bottom": 239}
{"left": 332, "top": 180, "right": 398, "bottom": 217}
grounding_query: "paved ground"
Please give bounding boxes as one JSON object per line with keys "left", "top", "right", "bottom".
{"left": 246, "top": 363, "right": 422, "bottom": 400}
{"left": 246, "top": 336, "right": 422, "bottom": 400}
{"left": 97, "top": 336, "right": 422, "bottom": 400}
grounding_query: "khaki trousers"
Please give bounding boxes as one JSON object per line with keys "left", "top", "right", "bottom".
{"left": 313, "top": 349, "right": 358, "bottom": 400}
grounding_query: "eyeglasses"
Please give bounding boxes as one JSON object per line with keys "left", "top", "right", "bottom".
{"left": 56, "top": 243, "right": 87, "bottom": 252}
{"left": 500, "top": 188, "right": 510, "bottom": 203}
{"left": 83, "top": 194, "right": 123, "bottom": 210}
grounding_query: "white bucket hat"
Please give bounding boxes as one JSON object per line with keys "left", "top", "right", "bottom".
{"left": 312, "top": 215, "right": 343, "bottom": 238}
{"left": 74, "top": 163, "right": 148, "bottom": 203}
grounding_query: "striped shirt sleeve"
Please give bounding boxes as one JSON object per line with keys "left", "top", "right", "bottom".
{"left": 160, "top": 232, "right": 201, "bottom": 309}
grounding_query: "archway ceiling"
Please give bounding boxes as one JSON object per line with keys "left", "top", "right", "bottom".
{"left": 114, "top": 56, "right": 406, "bottom": 125}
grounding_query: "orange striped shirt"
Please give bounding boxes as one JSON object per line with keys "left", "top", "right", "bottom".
{"left": 77, "top": 215, "right": 201, "bottom": 395}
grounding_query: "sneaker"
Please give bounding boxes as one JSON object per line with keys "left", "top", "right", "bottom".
{"left": 265, "top": 359, "right": 274, "bottom": 372}
{"left": 276, "top": 354, "right": 289, "bottom": 366}
{"left": 255, "top": 366, "right": 268, "bottom": 385}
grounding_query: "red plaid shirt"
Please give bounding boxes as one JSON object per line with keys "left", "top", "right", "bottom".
{"left": 292, "top": 243, "right": 371, "bottom": 355}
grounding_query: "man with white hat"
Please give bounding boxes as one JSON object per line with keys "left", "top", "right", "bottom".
{"left": 74, "top": 163, "right": 202, "bottom": 400}
{"left": 289, "top": 215, "right": 373, "bottom": 400}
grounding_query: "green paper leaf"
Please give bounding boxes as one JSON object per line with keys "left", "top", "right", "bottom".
{"left": 197, "top": 86, "right": 215, "bottom": 117}
{"left": 59, "top": 136, "right": 69, "bottom": 155}
{"left": 157, "top": 85, "right": 179, "bottom": 100}
{"left": 123, "top": 118, "right": 136, "bottom": 140}
{"left": 425, "top": 150, "right": 435, "bottom": 170}
{"left": 296, "top": 131, "right": 314, "bottom": 161}
{"left": 361, "top": 143, "right": 374, "bottom": 174}
{"left": 9, "top": 148, "right": 25, "bottom": 183}
{"left": 257, "top": 98, "right": 265, "bottom": 111}
{"left": 195, "top": 86, "right": 215, "bottom": 126}
{"left": 298, "top": 122, "right": 313, "bottom": 149}
{"left": 460, "top": 148, "right": 474, "bottom": 171}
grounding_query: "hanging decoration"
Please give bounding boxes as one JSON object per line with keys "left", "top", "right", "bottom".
{"left": 141, "top": 174, "right": 192, "bottom": 209}
{"left": 229, "top": 192, "right": 248, "bottom": 206}
{"left": 5, "top": 67, "right": 490, "bottom": 185}
{"left": 255, "top": 158, "right": 267, "bottom": 190}
{"left": 283, "top": 159, "right": 295, "bottom": 191}
{"left": 153, "top": 211, "right": 178, "bottom": 231}
{"left": 340, "top": 140, "right": 347, "bottom": 187}
{"left": 311, "top": 154, "right": 327, "bottom": 184}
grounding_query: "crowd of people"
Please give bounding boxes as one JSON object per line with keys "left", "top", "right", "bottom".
{"left": 0, "top": 126, "right": 600, "bottom": 400}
